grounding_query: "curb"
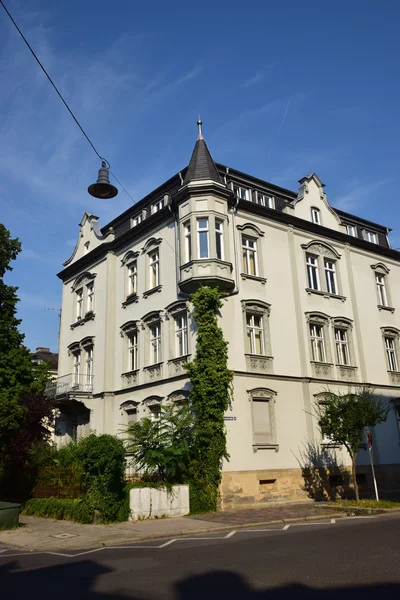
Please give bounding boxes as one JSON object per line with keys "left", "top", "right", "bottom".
{"left": 2, "top": 511, "right": 344, "bottom": 553}
{"left": 318, "top": 505, "right": 400, "bottom": 516}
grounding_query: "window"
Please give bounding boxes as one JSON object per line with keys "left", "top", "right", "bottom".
{"left": 215, "top": 220, "right": 224, "bottom": 260}
{"left": 84, "top": 241, "right": 91, "bottom": 253}
{"left": 384, "top": 336, "right": 398, "bottom": 372}
{"left": 76, "top": 289, "right": 83, "bottom": 320}
{"left": 152, "top": 198, "right": 164, "bottom": 213}
{"left": 365, "top": 230, "right": 378, "bottom": 244}
{"left": 175, "top": 314, "right": 188, "bottom": 357}
{"left": 246, "top": 313, "right": 265, "bottom": 355}
{"left": 306, "top": 255, "right": 320, "bottom": 290}
{"left": 72, "top": 351, "right": 81, "bottom": 385}
{"left": 183, "top": 222, "right": 192, "bottom": 263}
{"left": 256, "top": 193, "right": 275, "bottom": 208}
{"left": 150, "top": 322, "right": 161, "bottom": 364}
{"left": 324, "top": 260, "right": 337, "bottom": 295}
{"left": 86, "top": 282, "right": 94, "bottom": 313}
{"left": 197, "top": 218, "right": 209, "bottom": 258}
{"left": 85, "top": 346, "right": 93, "bottom": 379}
{"left": 149, "top": 250, "right": 159, "bottom": 289}
{"left": 335, "top": 328, "right": 350, "bottom": 366}
{"left": 131, "top": 214, "right": 142, "bottom": 227}
{"left": 242, "top": 236, "right": 258, "bottom": 276}
{"left": 233, "top": 185, "right": 249, "bottom": 200}
{"left": 310, "top": 323, "right": 326, "bottom": 362}
{"left": 376, "top": 274, "right": 388, "bottom": 306}
{"left": 311, "top": 208, "right": 321, "bottom": 224}
{"left": 149, "top": 404, "right": 161, "bottom": 421}
{"left": 127, "top": 261, "right": 137, "bottom": 297}
{"left": 128, "top": 330, "right": 138, "bottom": 371}
{"left": 346, "top": 224, "right": 357, "bottom": 237}
{"left": 248, "top": 388, "right": 277, "bottom": 449}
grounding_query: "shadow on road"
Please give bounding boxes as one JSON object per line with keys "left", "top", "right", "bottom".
{"left": 2, "top": 560, "right": 400, "bottom": 599}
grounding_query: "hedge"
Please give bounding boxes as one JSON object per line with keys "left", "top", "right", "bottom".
{"left": 23, "top": 498, "right": 94, "bottom": 524}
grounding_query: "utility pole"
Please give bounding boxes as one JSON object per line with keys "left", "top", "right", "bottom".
{"left": 44, "top": 306, "right": 62, "bottom": 339}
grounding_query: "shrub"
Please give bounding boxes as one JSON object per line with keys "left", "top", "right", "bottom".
{"left": 23, "top": 498, "right": 93, "bottom": 524}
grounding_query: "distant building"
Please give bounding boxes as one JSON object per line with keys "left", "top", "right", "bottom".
{"left": 47, "top": 121, "right": 400, "bottom": 505}
{"left": 32, "top": 347, "right": 58, "bottom": 379}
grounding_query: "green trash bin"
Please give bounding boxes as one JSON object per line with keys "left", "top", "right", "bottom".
{"left": 0, "top": 501, "right": 21, "bottom": 530}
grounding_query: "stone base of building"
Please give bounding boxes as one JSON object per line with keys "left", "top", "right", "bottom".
{"left": 220, "top": 464, "right": 400, "bottom": 508}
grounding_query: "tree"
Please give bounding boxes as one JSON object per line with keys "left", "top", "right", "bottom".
{"left": 0, "top": 223, "right": 50, "bottom": 467}
{"left": 125, "top": 404, "right": 194, "bottom": 483}
{"left": 316, "top": 387, "right": 390, "bottom": 501}
{"left": 185, "top": 287, "right": 233, "bottom": 513}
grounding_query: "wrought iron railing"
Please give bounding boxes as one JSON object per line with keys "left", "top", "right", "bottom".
{"left": 45, "top": 373, "right": 93, "bottom": 398}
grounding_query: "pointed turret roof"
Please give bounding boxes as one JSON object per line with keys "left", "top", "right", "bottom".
{"left": 183, "top": 118, "right": 222, "bottom": 185}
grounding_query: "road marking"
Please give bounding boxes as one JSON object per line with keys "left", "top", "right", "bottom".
{"left": 0, "top": 516, "right": 380, "bottom": 559}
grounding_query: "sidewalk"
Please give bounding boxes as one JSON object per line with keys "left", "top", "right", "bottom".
{"left": 0, "top": 502, "right": 338, "bottom": 552}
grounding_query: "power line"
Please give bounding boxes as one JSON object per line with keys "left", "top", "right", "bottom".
{"left": 0, "top": 0, "right": 136, "bottom": 204}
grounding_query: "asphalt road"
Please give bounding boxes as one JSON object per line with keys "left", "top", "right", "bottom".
{"left": 2, "top": 515, "right": 400, "bottom": 599}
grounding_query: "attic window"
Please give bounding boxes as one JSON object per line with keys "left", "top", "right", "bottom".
{"left": 152, "top": 198, "right": 164, "bottom": 214}
{"left": 346, "top": 224, "right": 357, "bottom": 237}
{"left": 364, "top": 230, "right": 378, "bottom": 244}
{"left": 256, "top": 193, "right": 275, "bottom": 209}
{"left": 233, "top": 185, "right": 249, "bottom": 201}
{"left": 131, "top": 214, "right": 143, "bottom": 227}
{"left": 311, "top": 207, "right": 321, "bottom": 225}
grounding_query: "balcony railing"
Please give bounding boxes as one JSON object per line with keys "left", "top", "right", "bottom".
{"left": 45, "top": 373, "right": 93, "bottom": 399}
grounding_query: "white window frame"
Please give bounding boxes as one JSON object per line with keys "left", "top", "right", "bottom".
{"left": 86, "top": 282, "right": 94, "bottom": 313}
{"left": 85, "top": 346, "right": 93, "bottom": 379}
{"left": 150, "top": 322, "right": 161, "bottom": 365}
{"left": 376, "top": 274, "right": 388, "bottom": 307}
{"left": 183, "top": 221, "right": 192, "bottom": 263}
{"left": 311, "top": 207, "right": 321, "bottom": 225}
{"left": 73, "top": 350, "right": 81, "bottom": 385}
{"left": 127, "top": 261, "right": 137, "bottom": 297}
{"left": 246, "top": 313, "right": 265, "bottom": 355}
{"left": 174, "top": 314, "right": 188, "bottom": 358}
{"left": 365, "top": 230, "right": 378, "bottom": 244}
{"left": 324, "top": 259, "right": 338, "bottom": 295}
{"left": 256, "top": 193, "right": 275, "bottom": 208}
{"left": 346, "top": 224, "right": 357, "bottom": 237}
{"left": 197, "top": 218, "right": 209, "bottom": 259}
{"left": 385, "top": 336, "right": 399, "bottom": 372}
{"left": 335, "top": 328, "right": 350, "bottom": 366}
{"left": 152, "top": 198, "right": 164, "bottom": 214}
{"left": 310, "top": 323, "right": 326, "bottom": 362}
{"left": 128, "top": 329, "right": 139, "bottom": 371}
{"left": 306, "top": 255, "right": 320, "bottom": 291}
{"left": 233, "top": 185, "right": 249, "bottom": 200}
{"left": 215, "top": 219, "right": 224, "bottom": 260}
{"left": 148, "top": 250, "right": 159, "bottom": 289}
{"left": 242, "top": 235, "right": 258, "bottom": 276}
{"left": 76, "top": 289, "right": 83, "bottom": 321}
{"left": 131, "top": 214, "right": 142, "bottom": 227}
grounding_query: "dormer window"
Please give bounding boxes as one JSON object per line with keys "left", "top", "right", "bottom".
{"left": 233, "top": 185, "right": 249, "bottom": 201}
{"left": 256, "top": 193, "right": 275, "bottom": 209}
{"left": 311, "top": 207, "right": 321, "bottom": 225}
{"left": 346, "top": 224, "right": 357, "bottom": 237}
{"left": 152, "top": 198, "right": 164, "bottom": 213}
{"left": 364, "top": 230, "right": 378, "bottom": 244}
{"left": 131, "top": 214, "right": 142, "bottom": 227}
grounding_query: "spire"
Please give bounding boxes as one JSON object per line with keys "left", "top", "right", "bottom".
{"left": 183, "top": 119, "right": 222, "bottom": 185}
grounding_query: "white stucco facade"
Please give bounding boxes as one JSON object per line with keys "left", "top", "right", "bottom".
{"left": 50, "top": 132, "right": 400, "bottom": 505}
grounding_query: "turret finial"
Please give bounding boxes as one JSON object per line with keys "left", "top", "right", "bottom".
{"left": 197, "top": 116, "right": 203, "bottom": 140}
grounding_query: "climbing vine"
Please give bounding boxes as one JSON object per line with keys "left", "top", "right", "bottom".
{"left": 185, "top": 287, "right": 233, "bottom": 513}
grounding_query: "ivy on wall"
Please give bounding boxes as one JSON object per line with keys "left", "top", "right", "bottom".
{"left": 185, "top": 287, "right": 233, "bottom": 513}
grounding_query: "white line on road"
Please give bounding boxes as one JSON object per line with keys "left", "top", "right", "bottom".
{"left": 225, "top": 531, "right": 236, "bottom": 539}
{"left": 331, "top": 518, "right": 336, "bottom": 524}
{"left": 283, "top": 525, "right": 290, "bottom": 531}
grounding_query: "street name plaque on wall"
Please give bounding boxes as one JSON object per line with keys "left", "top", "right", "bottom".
{"left": 224, "top": 416, "right": 237, "bottom": 421}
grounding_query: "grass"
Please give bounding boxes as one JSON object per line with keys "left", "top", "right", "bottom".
{"left": 328, "top": 499, "right": 400, "bottom": 509}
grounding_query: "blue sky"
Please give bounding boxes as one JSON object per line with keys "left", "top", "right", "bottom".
{"left": 1, "top": 0, "right": 399, "bottom": 353}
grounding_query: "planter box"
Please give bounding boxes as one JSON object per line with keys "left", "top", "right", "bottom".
{"left": 129, "top": 485, "right": 189, "bottom": 520}
{"left": 0, "top": 501, "right": 21, "bottom": 530}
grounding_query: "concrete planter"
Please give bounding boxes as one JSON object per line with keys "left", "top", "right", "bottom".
{"left": 0, "top": 501, "right": 21, "bottom": 530}
{"left": 129, "top": 485, "right": 189, "bottom": 520}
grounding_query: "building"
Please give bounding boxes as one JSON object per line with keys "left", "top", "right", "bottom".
{"left": 32, "top": 347, "right": 58, "bottom": 379}
{"left": 49, "top": 121, "right": 400, "bottom": 504}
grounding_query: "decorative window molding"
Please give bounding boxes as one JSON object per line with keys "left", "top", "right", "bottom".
{"left": 247, "top": 388, "right": 278, "bottom": 452}
{"left": 242, "top": 300, "right": 273, "bottom": 374}
{"left": 120, "top": 321, "right": 140, "bottom": 382}
{"left": 331, "top": 317, "right": 357, "bottom": 378}
{"left": 314, "top": 392, "right": 342, "bottom": 447}
{"left": 371, "top": 263, "right": 394, "bottom": 312}
{"left": 142, "top": 311, "right": 163, "bottom": 371}
{"left": 71, "top": 273, "right": 97, "bottom": 327}
{"left": 306, "top": 312, "right": 333, "bottom": 377}
{"left": 370, "top": 262, "right": 390, "bottom": 275}
{"left": 142, "top": 395, "right": 163, "bottom": 420}
{"left": 121, "top": 250, "right": 140, "bottom": 266}
{"left": 120, "top": 400, "right": 139, "bottom": 424}
{"left": 381, "top": 327, "right": 400, "bottom": 377}
{"left": 237, "top": 222, "right": 265, "bottom": 237}
{"left": 168, "top": 390, "right": 189, "bottom": 404}
{"left": 141, "top": 237, "right": 162, "bottom": 254}
{"left": 301, "top": 241, "right": 341, "bottom": 259}
{"left": 302, "top": 241, "right": 343, "bottom": 299}
{"left": 71, "top": 272, "right": 97, "bottom": 292}
{"left": 67, "top": 337, "right": 94, "bottom": 390}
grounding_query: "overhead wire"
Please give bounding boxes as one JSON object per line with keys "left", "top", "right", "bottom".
{"left": 0, "top": 0, "right": 182, "bottom": 261}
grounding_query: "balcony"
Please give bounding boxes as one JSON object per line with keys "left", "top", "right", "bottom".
{"left": 179, "top": 259, "right": 234, "bottom": 293}
{"left": 45, "top": 373, "right": 93, "bottom": 399}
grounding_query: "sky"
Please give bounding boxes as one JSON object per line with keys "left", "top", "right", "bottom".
{"left": 1, "top": 0, "right": 399, "bottom": 354}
